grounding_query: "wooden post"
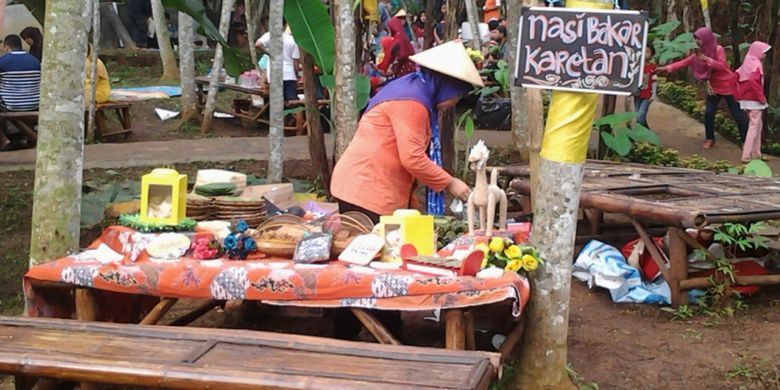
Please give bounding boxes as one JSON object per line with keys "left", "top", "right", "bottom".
{"left": 139, "top": 298, "right": 178, "bottom": 325}
{"left": 350, "top": 309, "right": 401, "bottom": 345}
{"left": 464, "top": 311, "right": 476, "bottom": 350}
{"left": 498, "top": 320, "right": 525, "bottom": 360}
{"left": 75, "top": 288, "right": 98, "bottom": 321}
{"left": 668, "top": 227, "right": 689, "bottom": 306}
{"left": 423, "top": 0, "right": 436, "bottom": 49}
{"left": 445, "top": 309, "right": 465, "bottom": 350}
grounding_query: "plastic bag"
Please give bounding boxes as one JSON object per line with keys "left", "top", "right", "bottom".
{"left": 472, "top": 97, "right": 511, "bottom": 130}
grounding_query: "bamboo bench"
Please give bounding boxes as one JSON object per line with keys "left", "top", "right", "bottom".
{"left": 0, "top": 316, "right": 501, "bottom": 390}
{"left": 0, "top": 101, "right": 134, "bottom": 146}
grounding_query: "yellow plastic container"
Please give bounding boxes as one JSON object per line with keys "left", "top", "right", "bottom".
{"left": 140, "top": 168, "right": 187, "bottom": 225}
{"left": 380, "top": 209, "right": 435, "bottom": 262}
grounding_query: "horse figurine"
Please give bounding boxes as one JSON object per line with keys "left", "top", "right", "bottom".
{"left": 466, "top": 140, "right": 507, "bottom": 237}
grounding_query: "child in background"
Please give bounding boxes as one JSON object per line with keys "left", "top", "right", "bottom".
{"left": 634, "top": 45, "right": 657, "bottom": 129}
{"left": 736, "top": 41, "right": 772, "bottom": 162}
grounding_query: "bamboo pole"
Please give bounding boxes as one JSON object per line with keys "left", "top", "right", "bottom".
{"left": 464, "top": 311, "right": 475, "bottom": 351}
{"left": 350, "top": 309, "right": 400, "bottom": 345}
{"left": 86, "top": 0, "right": 100, "bottom": 144}
{"left": 668, "top": 227, "right": 689, "bottom": 306}
{"left": 498, "top": 321, "right": 525, "bottom": 360}
{"left": 631, "top": 220, "right": 672, "bottom": 284}
{"left": 301, "top": 52, "right": 331, "bottom": 193}
{"left": 267, "top": 0, "right": 284, "bottom": 182}
{"left": 139, "top": 298, "right": 178, "bottom": 325}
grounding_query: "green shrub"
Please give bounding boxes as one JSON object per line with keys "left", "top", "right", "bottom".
{"left": 626, "top": 142, "right": 736, "bottom": 173}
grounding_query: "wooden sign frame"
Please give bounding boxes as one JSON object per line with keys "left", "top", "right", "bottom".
{"left": 514, "top": 6, "right": 650, "bottom": 96}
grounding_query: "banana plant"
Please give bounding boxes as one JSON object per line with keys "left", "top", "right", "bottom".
{"left": 595, "top": 112, "right": 660, "bottom": 157}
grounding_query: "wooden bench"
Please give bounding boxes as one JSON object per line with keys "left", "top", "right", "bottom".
{"left": 0, "top": 102, "right": 134, "bottom": 146}
{"left": 0, "top": 316, "right": 501, "bottom": 390}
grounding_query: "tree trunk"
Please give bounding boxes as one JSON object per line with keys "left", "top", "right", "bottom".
{"left": 424, "top": 0, "right": 436, "bottom": 49}
{"left": 700, "top": 0, "right": 711, "bottom": 29}
{"left": 766, "top": 0, "right": 780, "bottom": 101}
{"left": 464, "top": 0, "right": 481, "bottom": 50}
{"left": 86, "top": 0, "right": 100, "bottom": 144}
{"left": 728, "top": 1, "right": 742, "bottom": 68}
{"left": 0, "top": 1, "right": 6, "bottom": 38}
{"left": 665, "top": 0, "right": 678, "bottom": 39}
{"left": 29, "top": 0, "right": 91, "bottom": 267}
{"left": 333, "top": 0, "right": 358, "bottom": 161}
{"left": 515, "top": 1, "right": 611, "bottom": 388}
{"left": 440, "top": 0, "right": 461, "bottom": 174}
{"left": 101, "top": 3, "right": 138, "bottom": 50}
{"left": 301, "top": 52, "right": 331, "bottom": 193}
{"left": 246, "top": 0, "right": 261, "bottom": 75}
{"left": 268, "top": 0, "right": 284, "bottom": 182}
{"left": 150, "top": 0, "right": 179, "bottom": 81}
{"left": 681, "top": 2, "right": 691, "bottom": 33}
{"left": 179, "top": 12, "right": 198, "bottom": 122}
{"left": 200, "top": 0, "right": 235, "bottom": 134}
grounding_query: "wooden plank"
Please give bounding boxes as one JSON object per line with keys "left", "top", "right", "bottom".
{"left": 498, "top": 321, "right": 525, "bottom": 360}
{"left": 350, "top": 308, "right": 400, "bottom": 345}
{"left": 0, "top": 317, "right": 499, "bottom": 390}
{"left": 668, "top": 227, "right": 689, "bottom": 306}
{"left": 464, "top": 311, "right": 476, "bottom": 351}
{"left": 139, "top": 297, "right": 178, "bottom": 325}
{"left": 680, "top": 273, "right": 780, "bottom": 290}
{"left": 631, "top": 219, "right": 673, "bottom": 284}
{"left": 0, "top": 111, "right": 38, "bottom": 118}
{"left": 0, "top": 317, "right": 499, "bottom": 367}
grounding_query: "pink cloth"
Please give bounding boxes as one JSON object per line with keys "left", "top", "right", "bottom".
{"left": 692, "top": 28, "right": 718, "bottom": 80}
{"left": 742, "top": 110, "right": 763, "bottom": 162}
{"left": 665, "top": 45, "right": 736, "bottom": 96}
{"left": 737, "top": 41, "right": 770, "bottom": 81}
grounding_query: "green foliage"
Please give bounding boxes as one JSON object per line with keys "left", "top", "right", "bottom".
{"left": 458, "top": 109, "right": 475, "bottom": 138}
{"left": 626, "top": 142, "right": 737, "bottom": 172}
{"left": 319, "top": 74, "right": 372, "bottom": 111}
{"left": 81, "top": 179, "right": 140, "bottom": 229}
{"left": 648, "top": 21, "right": 697, "bottom": 65}
{"left": 672, "top": 304, "right": 695, "bottom": 320}
{"left": 475, "top": 60, "right": 510, "bottom": 96}
{"left": 163, "top": 0, "right": 243, "bottom": 77}
{"left": 284, "top": 0, "right": 336, "bottom": 75}
{"left": 118, "top": 213, "right": 197, "bottom": 233}
{"left": 658, "top": 80, "right": 780, "bottom": 155}
{"left": 595, "top": 112, "right": 660, "bottom": 157}
{"left": 567, "top": 364, "right": 600, "bottom": 390}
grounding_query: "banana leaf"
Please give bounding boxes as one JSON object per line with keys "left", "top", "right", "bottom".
{"left": 284, "top": 0, "right": 336, "bottom": 75}
{"left": 320, "top": 74, "right": 372, "bottom": 111}
{"left": 163, "top": 0, "right": 244, "bottom": 77}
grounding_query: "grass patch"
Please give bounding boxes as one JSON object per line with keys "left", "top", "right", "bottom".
{"left": 726, "top": 356, "right": 780, "bottom": 389}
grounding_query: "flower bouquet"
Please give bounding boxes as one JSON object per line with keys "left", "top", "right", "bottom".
{"left": 476, "top": 237, "right": 543, "bottom": 275}
{"left": 189, "top": 237, "right": 223, "bottom": 259}
{"left": 223, "top": 220, "right": 258, "bottom": 260}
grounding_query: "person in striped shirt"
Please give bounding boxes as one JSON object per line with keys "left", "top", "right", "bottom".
{"left": 0, "top": 35, "right": 40, "bottom": 150}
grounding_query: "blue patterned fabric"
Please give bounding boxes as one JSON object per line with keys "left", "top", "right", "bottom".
{"left": 427, "top": 114, "right": 445, "bottom": 215}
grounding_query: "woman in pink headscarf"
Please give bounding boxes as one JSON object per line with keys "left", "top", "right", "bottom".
{"left": 377, "top": 18, "right": 417, "bottom": 79}
{"left": 735, "top": 41, "right": 771, "bottom": 162}
{"left": 659, "top": 27, "right": 748, "bottom": 149}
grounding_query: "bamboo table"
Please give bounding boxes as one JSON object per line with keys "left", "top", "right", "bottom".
{"left": 504, "top": 160, "right": 780, "bottom": 306}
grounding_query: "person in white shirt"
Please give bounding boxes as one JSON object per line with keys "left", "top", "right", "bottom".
{"left": 255, "top": 21, "right": 301, "bottom": 101}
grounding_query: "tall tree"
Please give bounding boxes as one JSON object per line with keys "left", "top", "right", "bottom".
{"left": 515, "top": 1, "right": 614, "bottom": 388}
{"left": 424, "top": 0, "right": 436, "bottom": 49}
{"left": 179, "top": 12, "right": 198, "bottom": 122}
{"left": 700, "top": 0, "right": 711, "bottom": 29}
{"left": 0, "top": 1, "right": 6, "bottom": 38}
{"left": 150, "top": 0, "right": 179, "bottom": 81}
{"left": 301, "top": 52, "right": 331, "bottom": 192}
{"left": 101, "top": 3, "right": 139, "bottom": 50}
{"left": 246, "top": 0, "right": 265, "bottom": 75}
{"left": 464, "top": 0, "right": 481, "bottom": 50}
{"left": 86, "top": 0, "right": 100, "bottom": 144}
{"left": 333, "top": 0, "right": 358, "bottom": 160}
{"left": 766, "top": 0, "right": 780, "bottom": 101}
{"left": 665, "top": 0, "right": 679, "bottom": 39}
{"left": 440, "top": 0, "right": 461, "bottom": 174}
{"left": 201, "top": 0, "right": 236, "bottom": 133}
{"left": 268, "top": 0, "right": 284, "bottom": 182}
{"left": 29, "top": 0, "right": 91, "bottom": 267}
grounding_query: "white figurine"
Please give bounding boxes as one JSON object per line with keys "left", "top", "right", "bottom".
{"left": 466, "top": 140, "right": 507, "bottom": 237}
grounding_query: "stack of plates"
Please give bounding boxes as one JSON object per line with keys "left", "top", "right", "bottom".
{"left": 186, "top": 194, "right": 267, "bottom": 226}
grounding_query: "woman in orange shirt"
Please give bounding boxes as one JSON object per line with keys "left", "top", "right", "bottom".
{"left": 331, "top": 41, "right": 483, "bottom": 222}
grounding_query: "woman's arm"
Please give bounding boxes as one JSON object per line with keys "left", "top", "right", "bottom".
{"left": 390, "top": 102, "right": 453, "bottom": 192}
{"left": 662, "top": 54, "right": 694, "bottom": 73}
{"left": 702, "top": 46, "right": 730, "bottom": 71}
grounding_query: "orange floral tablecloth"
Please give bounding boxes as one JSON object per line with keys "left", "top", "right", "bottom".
{"left": 24, "top": 226, "right": 530, "bottom": 319}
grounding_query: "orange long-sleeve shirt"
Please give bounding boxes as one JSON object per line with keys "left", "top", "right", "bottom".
{"left": 331, "top": 100, "right": 453, "bottom": 216}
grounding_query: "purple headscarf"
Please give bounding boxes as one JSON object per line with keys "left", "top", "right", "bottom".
{"left": 692, "top": 27, "right": 718, "bottom": 81}
{"left": 365, "top": 68, "right": 472, "bottom": 114}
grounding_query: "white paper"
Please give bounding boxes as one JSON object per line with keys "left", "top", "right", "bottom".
{"left": 155, "top": 108, "right": 180, "bottom": 121}
{"left": 214, "top": 112, "right": 235, "bottom": 118}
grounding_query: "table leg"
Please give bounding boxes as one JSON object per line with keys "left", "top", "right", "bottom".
{"left": 668, "top": 227, "right": 689, "bottom": 306}
{"left": 350, "top": 308, "right": 400, "bottom": 345}
{"left": 11, "top": 119, "right": 37, "bottom": 146}
{"left": 498, "top": 320, "right": 525, "bottom": 360}
{"left": 445, "top": 309, "right": 465, "bottom": 350}
{"left": 139, "top": 297, "right": 178, "bottom": 325}
{"left": 464, "top": 311, "right": 476, "bottom": 350}
{"left": 75, "top": 288, "right": 98, "bottom": 321}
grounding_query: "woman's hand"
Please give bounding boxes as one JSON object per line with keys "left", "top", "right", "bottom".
{"left": 655, "top": 66, "right": 669, "bottom": 75}
{"left": 447, "top": 178, "right": 471, "bottom": 201}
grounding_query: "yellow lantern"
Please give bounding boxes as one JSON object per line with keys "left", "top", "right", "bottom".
{"left": 140, "top": 168, "right": 187, "bottom": 225}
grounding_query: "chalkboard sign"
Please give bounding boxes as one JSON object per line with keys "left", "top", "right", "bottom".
{"left": 293, "top": 233, "right": 333, "bottom": 263}
{"left": 514, "top": 7, "right": 649, "bottom": 95}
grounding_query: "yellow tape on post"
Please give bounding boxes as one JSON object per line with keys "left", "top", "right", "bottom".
{"left": 539, "top": 0, "right": 614, "bottom": 164}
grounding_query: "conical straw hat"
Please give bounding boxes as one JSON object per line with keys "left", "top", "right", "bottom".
{"left": 394, "top": 9, "right": 407, "bottom": 18}
{"left": 409, "top": 40, "right": 485, "bottom": 87}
